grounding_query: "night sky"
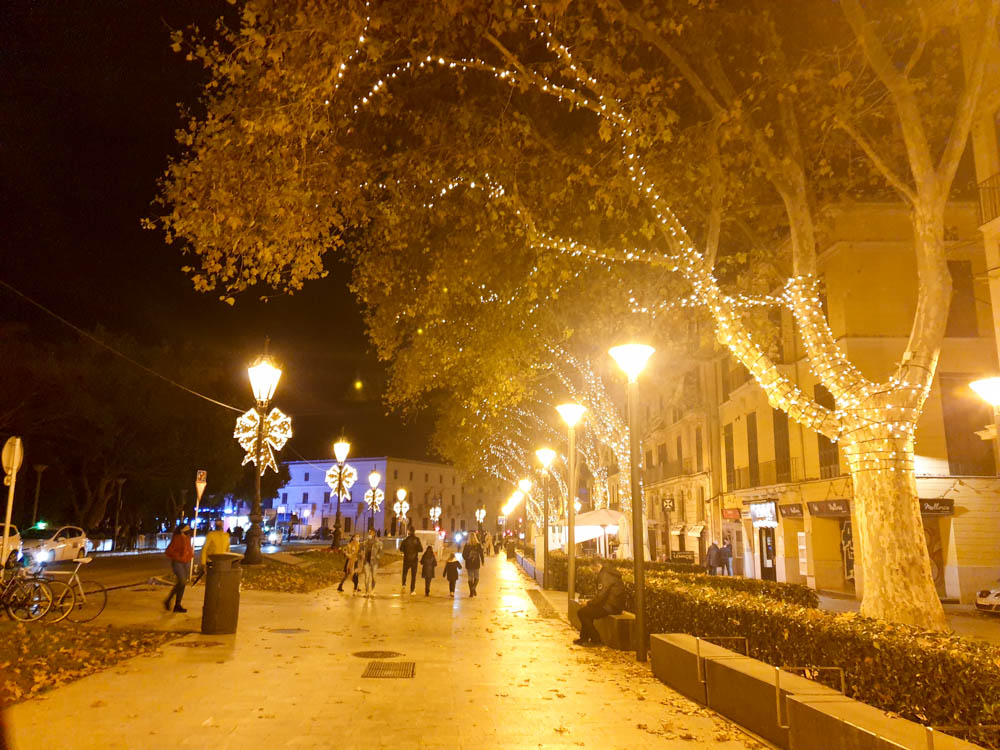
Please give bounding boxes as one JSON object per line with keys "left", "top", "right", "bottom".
{"left": 0, "top": 0, "right": 434, "bottom": 461}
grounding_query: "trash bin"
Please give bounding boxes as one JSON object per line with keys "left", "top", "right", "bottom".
{"left": 201, "top": 552, "right": 243, "bottom": 635}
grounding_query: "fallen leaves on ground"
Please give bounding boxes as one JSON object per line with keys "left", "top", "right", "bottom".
{"left": 240, "top": 549, "right": 353, "bottom": 593}
{"left": 0, "top": 621, "right": 180, "bottom": 708}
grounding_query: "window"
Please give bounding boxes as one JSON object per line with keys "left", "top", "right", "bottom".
{"left": 423, "top": 517, "right": 429, "bottom": 529}
{"left": 451, "top": 494, "right": 456, "bottom": 503}
{"left": 425, "top": 474, "right": 429, "bottom": 482}
{"left": 282, "top": 492, "right": 288, "bottom": 503}
{"left": 697, "top": 486, "right": 706, "bottom": 522}
{"left": 439, "top": 474, "right": 443, "bottom": 483}
{"left": 747, "top": 412, "right": 759, "bottom": 486}
{"left": 940, "top": 373, "right": 995, "bottom": 475}
{"left": 675, "top": 435, "right": 683, "bottom": 465}
{"left": 323, "top": 492, "right": 330, "bottom": 504}
{"left": 773, "top": 409, "right": 791, "bottom": 482}
{"left": 393, "top": 469, "right": 398, "bottom": 479}
{"left": 645, "top": 450, "right": 653, "bottom": 470}
{"left": 723, "top": 423, "right": 735, "bottom": 489}
{"left": 945, "top": 261, "right": 978, "bottom": 337}
{"left": 815, "top": 385, "right": 841, "bottom": 478}
{"left": 460, "top": 519, "right": 467, "bottom": 530}
{"left": 452, "top": 476, "right": 456, "bottom": 485}
{"left": 302, "top": 492, "right": 309, "bottom": 502}
{"left": 720, "top": 357, "right": 732, "bottom": 402}
{"left": 344, "top": 518, "right": 352, "bottom": 533}
{"left": 695, "top": 427, "right": 704, "bottom": 473}
{"left": 410, "top": 471, "right": 413, "bottom": 480}
{"left": 657, "top": 444, "right": 668, "bottom": 466}
{"left": 450, "top": 518, "right": 455, "bottom": 531}
{"left": 304, "top": 472, "right": 310, "bottom": 482}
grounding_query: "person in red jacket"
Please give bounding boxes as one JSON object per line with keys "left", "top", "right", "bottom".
{"left": 164, "top": 524, "right": 194, "bottom": 613}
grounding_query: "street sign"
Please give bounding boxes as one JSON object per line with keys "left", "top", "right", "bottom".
{"left": 195, "top": 470, "right": 208, "bottom": 501}
{"left": 2, "top": 436, "right": 24, "bottom": 479}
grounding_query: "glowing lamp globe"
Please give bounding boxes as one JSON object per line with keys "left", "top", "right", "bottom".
{"left": 396, "top": 487, "right": 407, "bottom": 503}
{"left": 517, "top": 478, "right": 532, "bottom": 493}
{"left": 556, "top": 403, "right": 586, "bottom": 428}
{"left": 510, "top": 490, "right": 525, "bottom": 506}
{"left": 535, "top": 447, "right": 557, "bottom": 469}
{"left": 609, "top": 344, "right": 655, "bottom": 382}
{"left": 970, "top": 377, "right": 1000, "bottom": 407}
{"left": 368, "top": 469, "right": 381, "bottom": 490}
{"left": 333, "top": 440, "right": 351, "bottom": 464}
{"left": 248, "top": 355, "right": 282, "bottom": 403}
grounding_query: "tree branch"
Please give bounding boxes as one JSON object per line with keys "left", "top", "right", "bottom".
{"left": 834, "top": 115, "right": 917, "bottom": 203}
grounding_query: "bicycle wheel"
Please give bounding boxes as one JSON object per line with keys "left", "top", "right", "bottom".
{"left": 6, "top": 578, "right": 53, "bottom": 622}
{"left": 67, "top": 579, "right": 107, "bottom": 622}
{"left": 43, "top": 579, "right": 76, "bottom": 622}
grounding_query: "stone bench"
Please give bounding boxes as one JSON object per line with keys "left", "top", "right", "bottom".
{"left": 568, "top": 599, "right": 637, "bottom": 650}
{"left": 649, "top": 633, "right": 747, "bottom": 705}
{"left": 787, "top": 694, "right": 983, "bottom": 750}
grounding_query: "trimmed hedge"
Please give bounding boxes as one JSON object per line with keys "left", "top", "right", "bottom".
{"left": 637, "top": 575, "right": 1000, "bottom": 747}
{"left": 545, "top": 552, "right": 819, "bottom": 608}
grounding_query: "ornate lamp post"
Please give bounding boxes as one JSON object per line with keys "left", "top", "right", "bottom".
{"left": 556, "top": 402, "right": 586, "bottom": 606}
{"left": 475, "top": 507, "right": 486, "bottom": 535}
{"left": 364, "top": 469, "right": 383, "bottom": 532}
{"left": 325, "top": 439, "right": 355, "bottom": 547}
{"left": 236, "top": 352, "right": 290, "bottom": 565}
{"left": 429, "top": 501, "right": 442, "bottom": 530}
{"left": 535, "top": 449, "right": 556, "bottom": 589}
{"left": 393, "top": 488, "right": 410, "bottom": 536}
{"left": 609, "top": 343, "right": 655, "bottom": 662}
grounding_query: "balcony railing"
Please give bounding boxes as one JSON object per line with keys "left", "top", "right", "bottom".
{"left": 980, "top": 172, "right": 1000, "bottom": 226}
{"left": 726, "top": 457, "right": 804, "bottom": 491}
{"left": 644, "top": 457, "right": 695, "bottom": 484}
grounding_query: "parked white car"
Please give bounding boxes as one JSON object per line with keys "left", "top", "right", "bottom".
{"left": 1, "top": 523, "right": 20, "bottom": 568}
{"left": 976, "top": 584, "right": 1000, "bottom": 614}
{"left": 20, "top": 525, "right": 89, "bottom": 564}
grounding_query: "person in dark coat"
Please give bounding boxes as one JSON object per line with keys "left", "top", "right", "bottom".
{"left": 400, "top": 528, "right": 423, "bottom": 595}
{"left": 442, "top": 552, "right": 462, "bottom": 597}
{"left": 574, "top": 564, "right": 626, "bottom": 646}
{"left": 705, "top": 541, "right": 722, "bottom": 575}
{"left": 721, "top": 538, "right": 734, "bottom": 576}
{"left": 461, "top": 532, "right": 485, "bottom": 597}
{"left": 420, "top": 546, "right": 437, "bottom": 596}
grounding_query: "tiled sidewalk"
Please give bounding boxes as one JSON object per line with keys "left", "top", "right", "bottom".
{"left": 7, "top": 554, "right": 764, "bottom": 749}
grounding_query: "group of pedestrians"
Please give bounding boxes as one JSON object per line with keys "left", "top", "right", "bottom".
{"left": 162, "top": 520, "right": 233, "bottom": 612}
{"left": 336, "top": 529, "right": 382, "bottom": 597}
{"left": 705, "top": 538, "right": 734, "bottom": 575}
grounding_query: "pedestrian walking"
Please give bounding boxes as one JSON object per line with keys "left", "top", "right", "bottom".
{"left": 361, "top": 529, "right": 381, "bottom": 597}
{"left": 442, "top": 552, "right": 462, "bottom": 597}
{"left": 338, "top": 534, "right": 361, "bottom": 593}
{"left": 483, "top": 531, "right": 494, "bottom": 556}
{"left": 420, "top": 546, "right": 437, "bottom": 596}
{"left": 722, "top": 538, "right": 734, "bottom": 576}
{"left": 574, "top": 562, "right": 626, "bottom": 646}
{"left": 164, "top": 524, "right": 194, "bottom": 613}
{"left": 462, "top": 532, "right": 485, "bottom": 597}
{"left": 400, "top": 527, "right": 423, "bottom": 595}
{"left": 705, "top": 540, "right": 722, "bottom": 575}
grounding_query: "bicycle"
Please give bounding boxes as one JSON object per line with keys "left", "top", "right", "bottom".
{"left": 1, "top": 566, "right": 53, "bottom": 622}
{"left": 41, "top": 557, "right": 107, "bottom": 623}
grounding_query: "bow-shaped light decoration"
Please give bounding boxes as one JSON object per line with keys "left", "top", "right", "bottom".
{"left": 234, "top": 407, "right": 292, "bottom": 475}
{"left": 325, "top": 463, "right": 358, "bottom": 498}
{"left": 364, "top": 488, "right": 385, "bottom": 512}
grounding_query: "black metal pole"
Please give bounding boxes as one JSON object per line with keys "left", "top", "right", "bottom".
{"left": 542, "top": 474, "right": 550, "bottom": 590}
{"left": 567, "top": 425, "right": 577, "bottom": 604}
{"left": 628, "top": 380, "right": 647, "bottom": 661}
{"left": 244, "top": 405, "right": 265, "bottom": 565}
{"left": 332, "top": 462, "right": 344, "bottom": 548}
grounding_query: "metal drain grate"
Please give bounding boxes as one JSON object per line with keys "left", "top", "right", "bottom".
{"left": 170, "top": 641, "right": 224, "bottom": 648}
{"left": 362, "top": 660, "right": 415, "bottom": 678}
{"left": 526, "top": 589, "right": 560, "bottom": 618}
{"left": 269, "top": 628, "right": 308, "bottom": 634}
{"left": 353, "top": 650, "right": 403, "bottom": 659}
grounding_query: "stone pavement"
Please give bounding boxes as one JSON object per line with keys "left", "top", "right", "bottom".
{"left": 7, "top": 553, "right": 766, "bottom": 750}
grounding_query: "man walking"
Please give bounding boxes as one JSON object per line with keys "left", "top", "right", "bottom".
{"left": 361, "top": 529, "right": 381, "bottom": 598}
{"left": 705, "top": 540, "right": 722, "bottom": 575}
{"left": 400, "top": 527, "right": 423, "bottom": 595}
{"left": 461, "top": 532, "right": 485, "bottom": 597}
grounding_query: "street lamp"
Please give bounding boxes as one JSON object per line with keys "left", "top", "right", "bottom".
{"left": 556, "top": 402, "right": 586, "bottom": 606}
{"left": 475, "top": 506, "right": 486, "bottom": 534}
{"left": 243, "top": 352, "right": 284, "bottom": 565}
{"left": 364, "top": 469, "right": 383, "bottom": 532}
{"left": 327, "top": 438, "right": 353, "bottom": 547}
{"left": 535, "top": 447, "right": 556, "bottom": 589}
{"left": 609, "top": 343, "right": 655, "bottom": 662}
{"left": 970, "top": 378, "right": 1000, "bottom": 473}
{"left": 429, "top": 501, "right": 442, "bottom": 530}
{"left": 394, "top": 488, "right": 409, "bottom": 536}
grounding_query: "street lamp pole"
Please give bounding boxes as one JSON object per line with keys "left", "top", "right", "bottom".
{"left": 556, "top": 403, "right": 586, "bottom": 606}
{"left": 332, "top": 439, "right": 350, "bottom": 547}
{"left": 244, "top": 352, "right": 282, "bottom": 565}
{"left": 31, "top": 464, "right": 47, "bottom": 527}
{"left": 610, "top": 343, "right": 655, "bottom": 663}
{"left": 535, "top": 450, "right": 556, "bottom": 589}
{"left": 113, "top": 477, "right": 126, "bottom": 552}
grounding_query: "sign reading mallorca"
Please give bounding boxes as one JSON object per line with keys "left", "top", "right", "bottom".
{"left": 778, "top": 503, "right": 804, "bottom": 518}
{"left": 919, "top": 498, "right": 954, "bottom": 516}
{"left": 807, "top": 499, "right": 851, "bottom": 517}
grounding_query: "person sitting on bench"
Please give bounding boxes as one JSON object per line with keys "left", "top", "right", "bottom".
{"left": 574, "top": 563, "right": 626, "bottom": 646}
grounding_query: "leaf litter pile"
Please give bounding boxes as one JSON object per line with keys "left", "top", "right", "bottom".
{"left": 236, "top": 548, "right": 407, "bottom": 593}
{"left": 0, "top": 621, "right": 180, "bottom": 707}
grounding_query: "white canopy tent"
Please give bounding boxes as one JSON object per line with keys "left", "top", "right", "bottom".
{"left": 550, "top": 509, "right": 635, "bottom": 558}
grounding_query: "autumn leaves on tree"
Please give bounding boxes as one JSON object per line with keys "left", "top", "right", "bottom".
{"left": 153, "top": 0, "right": 1000, "bottom": 629}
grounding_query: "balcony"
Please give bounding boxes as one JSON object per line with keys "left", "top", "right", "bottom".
{"left": 980, "top": 172, "right": 1000, "bottom": 226}
{"left": 726, "top": 457, "right": 804, "bottom": 491}
{"left": 644, "top": 457, "right": 695, "bottom": 484}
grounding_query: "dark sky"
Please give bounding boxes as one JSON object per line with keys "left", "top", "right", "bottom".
{"left": 0, "top": 0, "right": 434, "bottom": 461}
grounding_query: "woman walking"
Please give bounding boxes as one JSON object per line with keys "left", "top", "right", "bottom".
{"left": 420, "top": 545, "right": 437, "bottom": 596}
{"left": 337, "top": 534, "right": 361, "bottom": 594}
{"left": 462, "top": 531, "right": 485, "bottom": 597}
{"left": 164, "top": 524, "right": 194, "bottom": 613}
{"left": 442, "top": 552, "right": 462, "bottom": 597}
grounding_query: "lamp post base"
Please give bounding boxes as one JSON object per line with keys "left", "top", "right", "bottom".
{"left": 244, "top": 516, "right": 264, "bottom": 565}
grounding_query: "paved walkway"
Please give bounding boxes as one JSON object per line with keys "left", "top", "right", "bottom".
{"left": 7, "top": 554, "right": 764, "bottom": 749}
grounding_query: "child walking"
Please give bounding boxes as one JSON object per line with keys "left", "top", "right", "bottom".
{"left": 442, "top": 552, "right": 462, "bottom": 597}
{"left": 420, "top": 546, "right": 437, "bottom": 596}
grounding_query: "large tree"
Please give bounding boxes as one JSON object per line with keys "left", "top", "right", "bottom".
{"left": 155, "top": 0, "right": 1000, "bottom": 628}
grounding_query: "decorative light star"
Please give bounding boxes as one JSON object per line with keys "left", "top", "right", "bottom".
{"left": 325, "top": 463, "right": 358, "bottom": 497}
{"left": 234, "top": 407, "right": 292, "bottom": 475}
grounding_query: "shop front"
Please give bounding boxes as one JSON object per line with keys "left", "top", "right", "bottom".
{"left": 806, "top": 499, "right": 853, "bottom": 593}
{"left": 748, "top": 501, "right": 778, "bottom": 581}
{"left": 777, "top": 503, "right": 806, "bottom": 584}
{"left": 721, "top": 507, "right": 744, "bottom": 576}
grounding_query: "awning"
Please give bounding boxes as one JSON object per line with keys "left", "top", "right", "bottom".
{"left": 685, "top": 524, "right": 705, "bottom": 538}
{"left": 670, "top": 524, "right": 685, "bottom": 536}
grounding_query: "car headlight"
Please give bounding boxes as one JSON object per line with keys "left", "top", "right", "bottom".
{"left": 34, "top": 549, "right": 53, "bottom": 563}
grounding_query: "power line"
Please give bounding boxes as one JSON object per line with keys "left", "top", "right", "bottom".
{"left": 0, "top": 276, "right": 245, "bottom": 414}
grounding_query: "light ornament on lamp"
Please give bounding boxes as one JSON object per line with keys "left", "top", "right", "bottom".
{"left": 324, "top": 463, "right": 357, "bottom": 498}
{"left": 475, "top": 507, "right": 486, "bottom": 524}
{"left": 233, "top": 408, "right": 292, "bottom": 475}
{"left": 364, "top": 487, "right": 384, "bottom": 512}
{"left": 393, "top": 498, "right": 410, "bottom": 518}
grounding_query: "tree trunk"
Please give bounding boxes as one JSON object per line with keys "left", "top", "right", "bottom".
{"left": 843, "top": 426, "right": 947, "bottom": 630}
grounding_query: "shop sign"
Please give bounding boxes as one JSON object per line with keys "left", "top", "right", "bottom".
{"left": 807, "top": 499, "right": 851, "bottom": 517}
{"left": 778, "top": 503, "right": 804, "bottom": 518}
{"left": 919, "top": 498, "right": 954, "bottom": 516}
{"left": 749, "top": 502, "right": 778, "bottom": 528}
{"left": 721, "top": 507, "right": 742, "bottom": 520}
{"left": 671, "top": 550, "right": 696, "bottom": 563}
